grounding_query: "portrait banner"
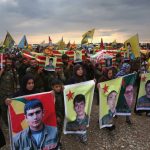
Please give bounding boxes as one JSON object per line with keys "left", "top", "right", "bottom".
{"left": 45, "top": 56, "right": 56, "bottom": 71}
{"left": 116, "top": 73, "right": 136, "bottom": 116}
{"left": 124, "top": 34, "right": 140, "bottom": 58}
{"left": 74, "top": 50, "right": 82, "bottom": 63}
{"left": 99, "top": 78, "right": 122, "bottom": 129}
{"left": 8, "top": 91, "right": 57, "bottom": 149}
{"left": 64, "top": 80, "right": 95, "bottom": 134}
{"left": 136, "top": 73, "right": 150, "bottom": 110}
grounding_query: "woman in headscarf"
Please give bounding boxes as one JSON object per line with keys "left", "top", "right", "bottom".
{"left": 98, "top": 67, "right": 115, "bottom": 82}
{"left": 67, "top": 64, "right": 87, "bottom": 84}
{"left": 5, "top": 74, "right": 39, "bottom": 104}
{"left": 115, "top": 63, "right": 131, "bottom": 78}
{"left": 13, "top": 73, "right": 39, "bottom": 97}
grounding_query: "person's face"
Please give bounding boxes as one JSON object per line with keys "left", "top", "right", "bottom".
{"left": 76, "top": 53, "right": 80, "bottom": 59}
{"left": 25, "top": 107, "right": 43, "bottom": 130}
{"left": 52, "top": 84, "right": 62, "bottom": 93}
{"left": 23, "top": 59, "right": 28, "bottom": 65}
{"left": 97, "top": 64, "right": 102, "bottom": 70}
{"left": 30, "top": 60, "right": 38, "bottom": 68}
{"left": 107, "top": 92, "right": 117, "bottom": 111}
{"left": 124, "top": 85, "right": 134, "bottom": 107}
{"left": 26, "top": 79, "right": 34, "bottom": 91}
{"left": 62, "top": 58, "right": 69, "bottom": 63}
{"left": 127, "top": 44, "right": 131, "bottom": 51}
{"left": 74, "top": 101, "right": 85, "bottom": 116}
{"left": 107, "top": 70, "right": 113, "bottom": 79}
{"left": 49, "top": 60, "right": 53, "bottom": 65}
{"left": 146, "top": 83, "right": 150, "bottom": 96}
{"left": 76, "top": 67, "right": 84, "bottom": 76}
{"left": 126, "top": 67, "right": 131, "bottom": 74}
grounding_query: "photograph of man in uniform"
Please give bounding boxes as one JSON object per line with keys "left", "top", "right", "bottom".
{"left": 101, "top": 90, "right": 117, "bottom": 125}
{"left": 127, "top": 42, "right": 135, "bottom": 60}
{"left": 74, "top": 51, "right": 82, "bottom": 62}
{"left": 13, "top": 99, "right": 58, "bottom": 150}
{"left": 105, "top": 58, "right": 112, "bottom": 67}
{"left": 66, "top": 94, "right": 88, "bottom": 131}
{"left": 137, "top": 80, "right": 150, "bottom": 108}
{"left": 45, "top": 57, "right": 55, "bottom": 71}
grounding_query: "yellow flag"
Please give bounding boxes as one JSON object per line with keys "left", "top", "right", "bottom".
{"left": 124, "top": 34, "right": 140, "bottom": 58}
{"left": 3, "top": 32, "right": 15, "bottom": 48}
{"left": 57, "top": 37, "right": 65, "bottom": 50}
{"left": 81, "top": 36, "right": 88, "bottom": 45}
{"left": 82, "top": 28, "right": 95, "bottom": 39}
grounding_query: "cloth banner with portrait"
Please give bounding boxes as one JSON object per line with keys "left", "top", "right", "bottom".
{"left": 45, "top": 56, "right": 56, "bottom": 71}
{"left": 136, "top": 73, "right": 150, "bottom": 110}
{"left": 64, "top": 80, "right": 95, "bottom": 134}
{"left": 99, "top": 78, "right": 122, "bottom": 128}
{"left": 99, "top": 73, "right": 136, "bottom": 128}
{"left": 116, "top": 73, "right": 136, "bottom": 115}
{"left": 8, "top": 91, "right": 57, "bottom": 149}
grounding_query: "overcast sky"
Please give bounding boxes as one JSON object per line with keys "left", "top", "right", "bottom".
{"left": 0, "top": 0, "right": 149, "bottom": 44}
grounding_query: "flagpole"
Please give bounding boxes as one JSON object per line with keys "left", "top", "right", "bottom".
{"left": 1, "top": 53, "right": 3, "bottom": 69}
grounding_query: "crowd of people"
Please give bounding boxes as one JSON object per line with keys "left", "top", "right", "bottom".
{"left": 0, "top": 47, "right": 150, "bottom": 149}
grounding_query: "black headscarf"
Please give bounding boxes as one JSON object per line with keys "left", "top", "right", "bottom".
{"left": 13, "top": 74, "right": 38, "bottom": 97}
{"left": 67, "top": 64, "right": 86, "bottom": 84}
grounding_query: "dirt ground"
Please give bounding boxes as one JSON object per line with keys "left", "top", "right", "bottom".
{"left": 1, "top": 95, "right": 150, "bottom": 150}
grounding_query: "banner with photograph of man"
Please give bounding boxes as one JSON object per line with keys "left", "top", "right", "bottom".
{"left": 74, "top": 50, "right": 82, "bottom": 63}
{"left": 99, "top": 78, "right": 122, "bottom": 128}
{"left": 8, "top": 91, "right": 58, "bottom": 150}
{"left": 64, "top": 80, "right": 95, "bottom": 134}
{"left": 45, "top": 56, "right": 56, "bottom": 71}
{"left": 116, "top": 73, "right": 136, "bottom": 115}
{"left": 136, "top": 73, "right": 150, "bottom": 110}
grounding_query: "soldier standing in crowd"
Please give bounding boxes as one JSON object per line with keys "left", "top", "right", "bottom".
{"left": 0, "top": 58, "right": 17, "bottom": 126}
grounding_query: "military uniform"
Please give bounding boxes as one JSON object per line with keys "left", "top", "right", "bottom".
{"left": 66, "top": 115, "right": 89, "bottom": 143}
{"left": 55, "top": 92, "right": 65, "bottom": 143}
{"left": 0, "top": 69, "right": 17, "bottom": 125}
{"left": 137, "top": 95, "right": 150, "bottom": 108}
{"left": 101, "top": 110, "right": 115, "bottom": 126}
{"left": 66, "top": 115, "right": 89, "bottom": 131}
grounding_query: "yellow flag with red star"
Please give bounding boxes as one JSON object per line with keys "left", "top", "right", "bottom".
{"left": 99, "top": 78, "right": 122, "bottom": 128}
{"left": 64, "top": 80, "right": 95, "bottom": 134}
{"left": 99, "top": 73, "right": 136, "bottom": 128}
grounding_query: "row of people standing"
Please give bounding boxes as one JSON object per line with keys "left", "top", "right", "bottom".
{"left": 0, "top": 51, "right": 149, "bottom": 148}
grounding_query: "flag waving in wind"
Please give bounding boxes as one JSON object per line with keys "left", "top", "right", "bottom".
{"left": 82, "top": 28, "right": 95, "bottom": 39}
{"left": 18, "top": 35, "right": 28, "bottom": 49}
{"left": 3, "top": 32, "right": 15, "bottom": 48}
{"left": 64, "top": 80, "right": 95, "bottom": 134}
{"left": 124, "top": 34, "right": 140, "bottom": 59}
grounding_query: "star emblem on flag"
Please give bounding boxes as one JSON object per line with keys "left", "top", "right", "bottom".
{"left": 66, "top": 90, "right": 74, "bottom": 101}
{"left": 141, "top": 75, "right": 146, "bottom": 82}
{"left": 103, "top": 84, "right": 109, "bottom": 94}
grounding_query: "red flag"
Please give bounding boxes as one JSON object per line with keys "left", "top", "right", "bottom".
{"left": 9, "top": 91, "right": 57, "bottom": 134}
{"left": 100, "top": 38, "right": 105, "bottom": 50}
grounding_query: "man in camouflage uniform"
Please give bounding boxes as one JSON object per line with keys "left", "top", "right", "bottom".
{"left": 0, "top": 58, "right": 17, "bottom": 126}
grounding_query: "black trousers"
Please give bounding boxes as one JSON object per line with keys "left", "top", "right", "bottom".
{"left": 0, "top": 128, "right": 6, "bottom": 148}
